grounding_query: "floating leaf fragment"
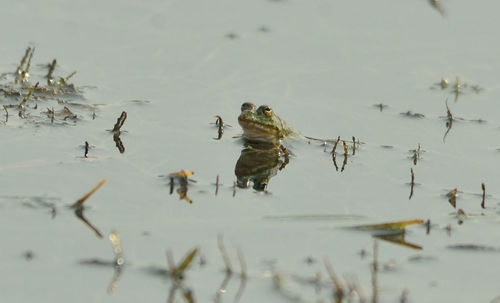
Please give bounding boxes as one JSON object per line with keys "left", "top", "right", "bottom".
{"left": 447, "top": 188, "right": 457, "bottom": 208}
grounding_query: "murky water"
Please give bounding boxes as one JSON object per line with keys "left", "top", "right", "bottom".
{"left": 1, "top": 1, "right": 500, "bottom": 302}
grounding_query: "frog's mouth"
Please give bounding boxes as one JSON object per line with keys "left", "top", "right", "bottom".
{"left": 238, "top": 118, "right": 280, "bottom": 143}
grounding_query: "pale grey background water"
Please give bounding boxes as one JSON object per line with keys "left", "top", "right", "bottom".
{"left": 1, "top": 1, "right": 500, "bottom": 302}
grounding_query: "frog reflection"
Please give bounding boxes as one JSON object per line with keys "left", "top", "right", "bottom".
{"left": 235, "top": 141, "right": 289, "bottom": 191}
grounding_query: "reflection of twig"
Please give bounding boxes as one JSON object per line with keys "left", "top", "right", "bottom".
{"left": 218, "top": 234, "right": 233, "bottom": 273}
{"left": 341, "top": 154, "right": 348, "bottom": 172}
{"left": 428, "top": 0, "right": 446, "bottom": 17}
{"left": 371, "top": 240, "right": 378, "bottom": 303}
{"left": 400, "top": 289, "right": 409, "bottom": 303}
{"left": 84, "top": 141, "right": 89, "bottom": 158}
{"left": 215, "top": 175, "right": 219, "bottom": 196}
{"left": 443, "top": 99, "right": 453, "bottom": 143}
{"left": 352, "top": 136, "right": 356, "bottom": 155}
{"left": 409, "top": 168, "right": 415, "bottom": 200}
{"left": 167, "top": 284, "right": 178, "bottom": 303}
{"left": 324, "top": 258, "right": 344, "bottom": 302}
{"left": 107, "top": 266, "right": 123, "bottom": 294}
{"left": 481, "top": 183, "right": 486, "bottom": 209}
{"left": 214, "top": 272, "right": 231, "bottom": 303}
{"left": 344, "top": 274, "right": 366, "bottom": 303}
{"left": 113, "top": 132, "right": 125, "bottom": 153}
{"left": 74, "top": 207, "right": 103, "bottom": 238}
{"left": 3, "top": 105, "right": 8, "bottom": 122}
{"left": 107, "top": 231, "right": 125, "bottom": 293}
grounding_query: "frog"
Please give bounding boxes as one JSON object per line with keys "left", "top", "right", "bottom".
{"left": 237, "top": 102, "right": 300, "bottom": 145}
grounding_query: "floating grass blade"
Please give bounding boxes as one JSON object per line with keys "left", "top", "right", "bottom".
{"left": 171, "top": 247, "right": 198, "bottom": 278}
{"left": 18, "top": 82, "right": 39, "bottom": 107}
{"left": 47, "top": 59, "right": 56, "bottom": 84}
{"left": 72, "top": 179, "right": 107, "bottom": 208}
{"left": 351, "top": 219, "right": 424, "bottom": 231}
{"left": 16, "top": 47, "right": 31, "bottom": 75}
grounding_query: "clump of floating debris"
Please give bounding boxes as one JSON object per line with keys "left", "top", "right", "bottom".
{"left": 430, "top": 76, "right": 484, "bottom": 102}
{"left": 0, "top": 46, "right": 95, "bottom": 125}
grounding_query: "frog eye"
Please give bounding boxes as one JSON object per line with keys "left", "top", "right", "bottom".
{"left": 262, "top": 106, "right": 273, "bottom": 117}
{"left": 241, "top": 102, "right": 255, "bottom": 112}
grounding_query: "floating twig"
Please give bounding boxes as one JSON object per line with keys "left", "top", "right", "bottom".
{"left": 411, "top": 144, "right": 421, "bottom": 165}
{"left": 72, "top": 179, "right": 107, "bottom": 208}
{"left": 16, "top": 47, "right": 31, "bottom": 76}
{"left": 59, "top": 71, "right": 77, "bottom": 84}
{"left": 481, "top": 183, "right": 486, "bottom": 209}
{"left": 352, "top": 136, "right": 356, "bottom": 155}
{"left": 425, "top": 219, "right": 431, "bottom": 235}
{"left": 215, "top": 175, "right": 219, "bottom": 196}
{"left": 23, "top": 47, "right": 35, "bottom": 81}
{"left": 443, "top": 99, "right": 453, "bottom": 142}
{"left": 47, "top": 59, "right": 56, "bottom": 84}
{"left": 112, "top": 111, "right": 127, "bottom": 132}
{"left": 214, "top": 115, "right": 224, "bottom": 140}
{"left": 342, "top": 140, "right": 348, "bottom": 155}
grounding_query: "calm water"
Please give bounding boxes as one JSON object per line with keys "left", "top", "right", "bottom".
{"left": 1, "top": 1, "right": 500, "bottom": 302}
